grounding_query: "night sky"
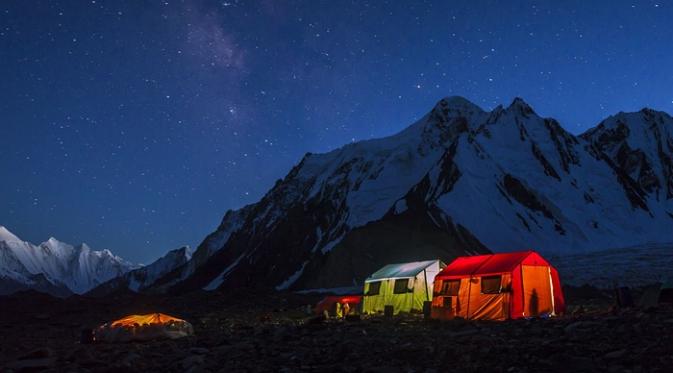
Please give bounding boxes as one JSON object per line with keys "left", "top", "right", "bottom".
{"left": 2, "top": 0, "right": 672, "bottom": 264}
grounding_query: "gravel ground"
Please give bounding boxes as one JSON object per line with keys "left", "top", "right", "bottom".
{"left": 1, "top": 288, "right": 672, "bottom": 372}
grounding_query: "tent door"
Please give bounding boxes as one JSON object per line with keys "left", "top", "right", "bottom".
{"left": 521, "top": 265, "right": 554, "bottom": 317}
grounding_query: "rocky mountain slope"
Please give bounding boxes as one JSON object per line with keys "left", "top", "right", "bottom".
{"left": 87, "top": 246, "right": 192, "bottom": 296}
{"left": 0, "top": 226, "right": 137, "bottom": 295}
{"left": 149, "top": 97, "right": 672, "bottom": 293}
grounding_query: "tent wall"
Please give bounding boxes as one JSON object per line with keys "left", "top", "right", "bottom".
{"left": 521, "top": 265, "right": 554, "bottom": 317}
{"left": 411, "top": 260, "right": 441, "bottom": 311}
{"left": 410, "top": 270, "right": 433, "bottom": 312}
{"left": 432, "top": 273, "right": 511, "bottom": 320}
{"left": 510, "top": 264, "right": 524, "bottom": 319}
{"left": 550, "top": 267, "right": 566, "bottom": 315}
{"left": 363, "top": 261, "right": 442, "bottom": 315}
{"left": 363, "top": 278, "right": 414, "bottom": 314}
{"left": 466, "top": 274, "right": 510, "bottom": 320}
{"left": 431, "top": 277, "right": 471, "bottom": 319}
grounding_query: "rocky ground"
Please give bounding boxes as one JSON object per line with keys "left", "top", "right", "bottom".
{"left": 1, "top": 287, "right": 672, "bottom": 372}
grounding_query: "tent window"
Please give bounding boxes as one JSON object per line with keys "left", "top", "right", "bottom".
{"left": 367, "top": 281, "right": 381, "bottom": 296}
{"left": 481, "top": 275, "right": 502, "bottom": 294}
{"left": 440, "top": 280, "right": 460, "bottom": 296}
{"left": 442, "top": 297, "right": 452, "bottom": 308}
{"left": 393, "top": 279, "right": 411, "bottom": 294}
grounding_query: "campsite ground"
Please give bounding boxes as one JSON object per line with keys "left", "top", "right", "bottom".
{"left": 1, "top": 287, "right": 672, "bottom": 372}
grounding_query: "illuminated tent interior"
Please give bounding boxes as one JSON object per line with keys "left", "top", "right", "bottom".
{"left": 94, "top": 313, "right": 194, "bottom": 343}
{"left": 314, "top": 295, "right": 363, "bottom": 317}
{"left": 363, "top": 259, "right": 445, "bottom": 315}
{"left": 431, "top": 251, "right": 565, "bottom": 321}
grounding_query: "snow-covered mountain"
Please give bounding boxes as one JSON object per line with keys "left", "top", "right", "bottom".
{"left": 147, "top": 96, "right": 672, "bottom": 293}
{"left": 87, "top": 246, "right": 192, "bottom": 296}
{"left": 0, "top": 226, "right": 137, "bottom": 296}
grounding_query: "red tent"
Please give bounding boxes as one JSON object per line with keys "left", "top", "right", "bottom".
{"left": 314, "top": 295, "right": 362, "bottom": 316}
{"left": 431, "top": 251, "right": 565, "bottom": 320}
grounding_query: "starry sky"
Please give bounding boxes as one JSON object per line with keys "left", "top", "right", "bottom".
{"left": 1, "top": 0, "right": 672, "bottom": 264}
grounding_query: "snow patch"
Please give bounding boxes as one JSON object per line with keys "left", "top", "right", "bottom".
{"left": 203, "top": 254, "right": 245, "bottom": 291}
{"left": 394, "top": 199, "right": 408, "bottom": 214}
{"left": 275, "top": 261, "right": 308, "bottom": 291}
{"left": 321, "top": 233, "right": 345, "bottom": 254}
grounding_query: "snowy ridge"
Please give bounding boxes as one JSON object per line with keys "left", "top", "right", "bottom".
{"left": 88, "top": 246, "right": 192, "bottom": 296}
{"left": 152, "top": 96, "right": 673, "bottom": 292}
{"left": 0, "top": 226, "right": 137, "bottom": 295}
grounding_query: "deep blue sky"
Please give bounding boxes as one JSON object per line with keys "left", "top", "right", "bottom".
{"left": 1, "top": 0, "right": 672, "bottom": 264}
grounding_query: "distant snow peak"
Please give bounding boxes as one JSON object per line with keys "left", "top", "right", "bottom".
{"left": 87, "top": 245, "right": 192, "bottom": 296}
{"left": 0, "top": 226, "right": 22, "bottom": 243}
{"left": 0, "top": 227, "right": 136, "bottom": 296}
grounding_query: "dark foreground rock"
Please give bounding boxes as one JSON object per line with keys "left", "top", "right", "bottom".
{"left": 1, "top": 288, "right": 672, "bottom": 372}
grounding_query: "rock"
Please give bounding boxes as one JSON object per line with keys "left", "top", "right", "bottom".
{"left": 306, "top": 315, "right": 326, "bottom": 324}
{"left": 180, "top": 355, "right": 205, "bottom": 370}
{"left": 563, "top": 321, "right": 600, "bottom": 334}
{"left": 79, "top": 358, "right": 108, "bottom": 369}
{"left": 608, "top": 364, "right": 627, "bottom": 373}
{"left": 120, "top": 352, "right": 142, "bottom": 366}
{"left": 4, "top": 357, "right": 56, "bottom": 370}
{"left": 603, "top": 349, "right": 626, "bottom": 359}
{"left": 449, "top": 328, "right": 479, "bottom": 338}
{"left": 19, "top": 347, "right": 54, "bottom": 360}
{"left": 4, "top": 348, "right": 56, "bottom": 370}
{"left": 189, "top": 347, "right": 210, "bottom": 355}
{"left": 564, "top": 355, "right": 595, "bottom": 371}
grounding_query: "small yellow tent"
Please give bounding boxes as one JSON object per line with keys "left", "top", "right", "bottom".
{"left": 362, "top": 260, "right": 445, "bottom": 315}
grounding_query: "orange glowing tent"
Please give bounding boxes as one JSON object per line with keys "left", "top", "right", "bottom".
{"left": 94, "top": 313, "right": 194, "bottom": 343}
{"left": 431, "top": 251, "right": 565, "bottom": 321}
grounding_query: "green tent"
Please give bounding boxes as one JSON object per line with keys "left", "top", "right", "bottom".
{"left": 362, "top": 259, "right": 445, "bottom": 315}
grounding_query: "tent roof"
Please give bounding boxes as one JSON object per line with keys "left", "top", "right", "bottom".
{"left": 366, "top": 260, "right": 441, "bottom": 281}
{"left": 110, "top": 313, "right": 185, "bottom": 328}
{"left": 438, "top": 251, "right": 548, "bottom": 278}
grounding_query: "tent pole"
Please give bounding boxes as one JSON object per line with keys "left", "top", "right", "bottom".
{"left": 466, "top": 276, "right": 472, "bottom": 320}
{"left": 521, "top": 265, "right": 525, "bottom": 317}
{"left": 548, "top": 266, "right": 556, "bottom": 316}
{"left": 423, "top": 268, "right": 429, "bottom": 301}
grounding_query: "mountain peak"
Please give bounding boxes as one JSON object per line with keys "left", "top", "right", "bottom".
{"left": 639, "top": 107, "right": 673, "bottom": 122}
{"left": 429, "top": 96, "right": 484, "bottom": 124}
{"left": 175, "top": 245, "right": 193, "bottom": 258}
{"left": 434, "top": 96, "right": 484, "bottom": 112}
{"left": 601, "top": 108, "right": 673, "bottom": 131}
{"left": 45, "top": 237, "right": 66, "bottom": 248}
{"left": 507, "top": 97, "right": 536, "bottom": 116}
{"left": 0, "top": 226, "right": 21, "bottom": 243}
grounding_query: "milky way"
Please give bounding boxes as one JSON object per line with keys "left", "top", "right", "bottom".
{"left": 1, "top": 0, "right": 672, "bottom": 262}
